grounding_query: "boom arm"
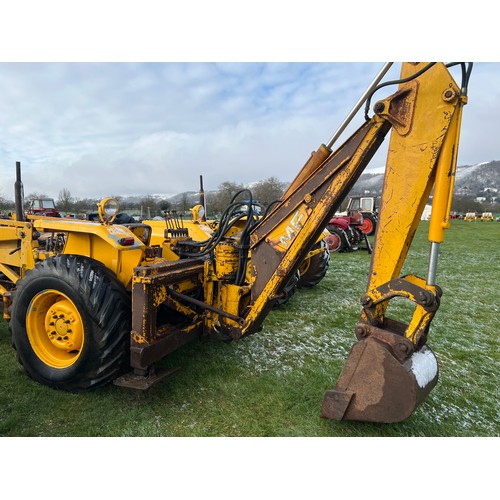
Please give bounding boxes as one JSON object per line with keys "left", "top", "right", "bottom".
{"left": 240, "top": 117, "right": 391, "bottom": 336}
{"left": 222, "top": 63, "right": 466, "bottom": 343}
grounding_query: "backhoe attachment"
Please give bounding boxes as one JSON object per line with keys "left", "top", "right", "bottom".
{"left": 321, "top": 62, "right": 469, "bottom": 422}
{"left": 122, "top": 63, "right": 469, "bottom": 423}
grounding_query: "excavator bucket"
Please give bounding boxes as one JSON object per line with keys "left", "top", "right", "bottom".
{"left": 322, "top": 338, "right": 439, "bottom": 423}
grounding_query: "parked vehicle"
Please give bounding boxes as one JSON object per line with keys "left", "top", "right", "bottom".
{"left": 336, "top": 196, "right": 379, "bottom": 236}
{"left": 325, "top": 211, "right": 371, "bottom": 253}
{"left": 26, "top": 198, "right": 61, "bottom": 218}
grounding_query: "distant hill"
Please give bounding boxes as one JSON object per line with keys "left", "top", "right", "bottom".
{"left": 348, "top": 161, "right": 500, "bottom": 198}
{"left": 454, "top": 161, "right": 500, "bottom": 196}
{"left": 117, "top": 160, "right": 500, "bottom": 210}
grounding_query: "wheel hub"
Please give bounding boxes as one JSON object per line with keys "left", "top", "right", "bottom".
{"left": 27, "top": 290, "right": 84, "bottom": 368}
{"left": 45, "top": 299, "right": 82, "bottom": 351}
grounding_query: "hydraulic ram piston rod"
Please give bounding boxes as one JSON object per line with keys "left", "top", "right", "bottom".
{"left": 326, "top": 62, "right": 393, "bottom": 150}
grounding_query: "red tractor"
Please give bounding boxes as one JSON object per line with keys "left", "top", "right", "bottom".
{"left": 325, "top": 210, "right": 372, "bottom": 254}
{"left": 334, "top": 196, "right": 379, "bottom": 236}
{"left": 26, "top": 198, "right": 61, "bottom": 217}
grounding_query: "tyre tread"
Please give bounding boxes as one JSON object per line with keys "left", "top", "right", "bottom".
{"left": 10, "top": 254, "right": 131, "bottom": 391}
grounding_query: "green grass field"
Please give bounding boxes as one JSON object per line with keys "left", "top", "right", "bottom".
{"left": 0, "top": 220, "right": 498, "bottom": 437}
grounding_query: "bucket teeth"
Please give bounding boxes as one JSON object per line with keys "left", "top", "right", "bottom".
{"left": 322, "top": 339, "right": 438, "bottom": 423}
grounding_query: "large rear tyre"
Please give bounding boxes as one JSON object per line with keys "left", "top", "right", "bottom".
{"left": 10, "top": 255, "right": 131, "bottom": 391}
{"left": 297, "top": 239, "right": 330, "bottom": 288}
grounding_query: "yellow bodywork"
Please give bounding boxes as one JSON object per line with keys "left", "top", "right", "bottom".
{"left": 363, "top": 63, "right": 467, "bottom": 345}
{"left": 368, "top": 63, "right": 463, "bottom": 287}
{"left": 0, "top": 216, "right": 146, "bottom": 289}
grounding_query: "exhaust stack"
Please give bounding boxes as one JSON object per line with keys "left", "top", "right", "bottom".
{"left": 14, "top": 161, "right": 25, "bottom": 222}
{"left": 199, "top": 175, "right": 207, "bottom": 221}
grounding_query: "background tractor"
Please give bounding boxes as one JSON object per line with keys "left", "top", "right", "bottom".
{"left": 336, "top": 195, "right": 379, "bottom": 236}
{"left": 325, "top": 211, "right": 372, "bottom": 253}
{"left": 26, "top": 197, "right": 61, "bottom": 218}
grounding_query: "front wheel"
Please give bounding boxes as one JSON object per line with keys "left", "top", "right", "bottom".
{"left": 10, "top": 255, "right": 131, "bottom": 391}
{"left": 326, "top": 225, "right": 349, "bottom": 253}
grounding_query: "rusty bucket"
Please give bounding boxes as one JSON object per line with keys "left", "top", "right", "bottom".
{"left": 322, "top": 338, "right": 439, "bottom": 423}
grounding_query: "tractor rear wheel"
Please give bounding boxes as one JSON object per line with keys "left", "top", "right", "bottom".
{"left": 298, "top": 239, "right": 330, "bottom": 288}
{"left": 10, "top": 255, "right": 131, "bottom": 391}
{"left": 359, "top": 212, "right": 377, "bottom": 236}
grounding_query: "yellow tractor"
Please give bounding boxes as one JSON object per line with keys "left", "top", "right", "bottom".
{"left": 0, "top": 62, "right": 471, "bottom": 423}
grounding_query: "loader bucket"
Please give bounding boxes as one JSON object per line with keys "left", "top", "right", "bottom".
{"left": 322, "top": 338, "right": 438, "bottom": 423}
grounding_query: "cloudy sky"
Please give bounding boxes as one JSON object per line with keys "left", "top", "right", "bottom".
{"left": 0, "top": 3, "right": 498, "bottom": 202}
{"left": 1, "top": 61, "right": 498, "bottom": 201}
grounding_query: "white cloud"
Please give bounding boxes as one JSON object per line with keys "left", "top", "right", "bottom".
{"left": 0, "top": 62, "right": 498, "bottom": 201}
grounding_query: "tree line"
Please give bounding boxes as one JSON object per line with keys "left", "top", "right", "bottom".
{"left": 0, "top": 176, "right": 288, "bottom": 218}
{"left": 204, "top": 177, "right": 287, "bottom": 215}
{"left": 2, "top": 175, "right": 497, "bottom": 218}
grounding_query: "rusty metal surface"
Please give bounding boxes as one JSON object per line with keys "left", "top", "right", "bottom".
{"left": 354, "top": 321, "right": 415, "bottom": 363}
{"left": 322, "top": 389, "right": 354, "bottom": 421}
{"left": 374, "top": 80, "right": 418, "bottom": 136}
{"left": 167, "top": 288, "right": 245, "bottom": 326}
{"left": 322, "top": 338, "right": 438, "bottom": 423}
{"left": 133, "top": 257, "right": 205, "bottom": 282}
{"left": 132, "top": 258, "right": 204, "bottom": 344}
{"left": 130, "top": 257, "right": 206, "bottom": 370}
{"left": 130, "top": 326, "right": 200, "bottom": 369}
{"left": 360, "top": 274, "right": 441, "bottom": 347}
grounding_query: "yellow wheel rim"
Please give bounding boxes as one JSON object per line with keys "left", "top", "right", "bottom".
{"left": 26, "top": 289, "right": 84, "bottom": 369}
